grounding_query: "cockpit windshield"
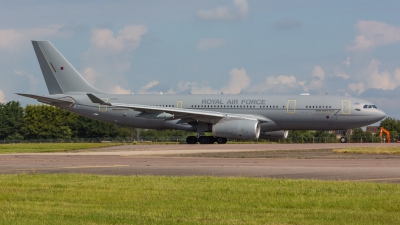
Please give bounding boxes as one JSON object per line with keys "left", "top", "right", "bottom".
{"left": 363, "top": 104, "right": 377, "bottom": 109}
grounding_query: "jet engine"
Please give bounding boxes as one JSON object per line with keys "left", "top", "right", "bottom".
{"left": 259, "top": 130, "right": 289, "bottom": 140}
{"left": 212, "top": 119, "right": 260, "bottom": 139}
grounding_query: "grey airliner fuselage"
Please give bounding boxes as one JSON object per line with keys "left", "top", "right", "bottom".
{"left": 18, "top": 41, "right": 386, "bottom": 144}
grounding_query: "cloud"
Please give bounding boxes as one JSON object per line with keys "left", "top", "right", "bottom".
{"left": 346, "top": 59, "right": 400, "bottom": 95}
{"left": 301, "top": 66, "right": 325, "bottom": 93}
{"left": 0, "top": 26, "right": 74, "bottom": 52}
{"left": 343, "top": 56, "right": 350, "bottom": 66}
{"left": 347, "top": 20, "right": 400, "bottom": 52}
{"left": 0, "top": 89, "right": 5, "bottom": 103}
{"left": 197, "top": 38, "right": 227, "bottom": 50}
{"left": 82, "top": 25, "right": 148, "bottom": 93}
{"left": 233, "top": 0, "right": 249, "bottom": 18}
{"left": 91, "top": 25, "right": 147, "bottom": 52}
{"left": 266, "top": 75, "right": 297, "bottom": 87}
{"left": 197, "top": 0, "right": 248, "bottom": 21}
{"left": 360, "top": 87, "right": 400, "bottom": 99}
{"left": 14, "top": 69, "right": 38, "bottom": 86}
{"left": 335, "top": 71, "right": 350, "bottom": 80}
{"left": 364, "top": 59, "right": 400, "bottom": 90}
{"left": 14, "top": 69, "right": 39, "bottom": 93}
{"left": 348, "top": 82, "right": 365, "bottom": 95}
{"left": 221, "top": 68, "right": 250, "bottom": 94}
{"left": 81, "top": 67, "right": 100, "bottom": 86}
{"left": 111, "top": 85, "right": 131, "bottom": 94}
{"left": 138, "top": 81, "right": 160, "bottom": 94}
{"left": 312, "top": 66, "right": 325, "bottom": 79}
{"left": 174, "top": 68, "right": 250, "bottom": 94}
{"left": 271, "top": 18, "right": 302, "bottom": 30}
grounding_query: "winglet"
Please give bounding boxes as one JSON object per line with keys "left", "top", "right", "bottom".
{"left": 87, "top": 93, "right": 111, "bottom": 105}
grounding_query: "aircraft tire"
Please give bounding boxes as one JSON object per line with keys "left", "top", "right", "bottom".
{"left": 186, "top": 136, "right": 198, "bottom": 144}
{"left": 216, "top": 137, "right": 227, "bottom": 144}
{"left": 340, "top": 136, "right": 348, "bottom": 143}
{"left": 198, "top": 136, "right": 214, "bottom": 144}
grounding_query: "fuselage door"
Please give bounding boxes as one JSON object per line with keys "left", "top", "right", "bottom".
{"left": 286, "top": 100, "right": 296, "bottom": 114}
{"left": 342, "top": 100, "right": 351, "bottom": 114}
{"left": 176, "top": 101, "right": 183, "bottom": 108}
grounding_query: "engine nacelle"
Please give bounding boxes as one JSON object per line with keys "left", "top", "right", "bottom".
{"left": 259, "top": 130, "right": 289, "bottom": 140}
{"left": 212, "top": 119, "right": 260, "bottom": 140}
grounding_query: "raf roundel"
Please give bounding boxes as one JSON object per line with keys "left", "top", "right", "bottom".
{"left": 61, "top": 67, "right": 64, "bottom": 70}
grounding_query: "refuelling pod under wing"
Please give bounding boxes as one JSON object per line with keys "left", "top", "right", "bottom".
{"left": 212, "top": 119, "right": 260, "bottom": 140}
{"left": 259, "top": 130, "right": 289, "bottom": 140}
{"left": 136, "top": 112, "right": 174, "bottom": 119}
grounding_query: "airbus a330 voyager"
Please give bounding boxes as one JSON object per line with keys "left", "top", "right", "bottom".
{"left": 18, "top": 41, "right": 386, "bottom": 144}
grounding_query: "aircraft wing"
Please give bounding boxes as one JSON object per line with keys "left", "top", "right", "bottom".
{"left": 87, "top": 93, "right": 270, "bottom": 124}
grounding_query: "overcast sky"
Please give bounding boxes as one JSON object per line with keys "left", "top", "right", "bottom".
{"left": 1, "top": 0, "right": 400, "bottom": 119}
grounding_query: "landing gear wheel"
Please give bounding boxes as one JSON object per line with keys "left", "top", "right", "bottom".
{"left": 198, "top": 136, "right": 214, "bottom": 144}
{"left": 340, "top": 136, "right": 348, "bottom": 143}
{"left": 216, "top": 137, "right": 227, "bottom": 144}
{"left": 186, "top": 136, "right": 198, "bottom": 144}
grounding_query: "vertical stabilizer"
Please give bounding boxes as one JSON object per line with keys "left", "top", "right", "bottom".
{"left": 32, "top": 41, "right": 102, "bottom": 94}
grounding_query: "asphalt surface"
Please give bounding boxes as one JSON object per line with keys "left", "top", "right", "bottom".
{"left": 1, "top": 143, "right": 400, "bottom": 183}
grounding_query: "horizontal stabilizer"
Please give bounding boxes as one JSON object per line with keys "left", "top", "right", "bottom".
{"left": 16, "top": 93, "right": 74, "bottom": 108}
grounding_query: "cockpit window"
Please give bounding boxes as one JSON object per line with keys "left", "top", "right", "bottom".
{"left": 363, "top": 104, "right": 378, "bottom": 109}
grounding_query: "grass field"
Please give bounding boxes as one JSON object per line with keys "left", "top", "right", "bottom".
{"left": 0, "top": 143, "right": 123, "bottom": 154}
{"left": 334, "top": 146, "right": 400, "bottom": 154}
{"left": 0, "top": 174, "right": 399, "bottom": 224}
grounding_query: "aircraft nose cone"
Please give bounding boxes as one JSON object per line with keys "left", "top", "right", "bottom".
{"left": 378, "top": 110, "right": 386, "bottom": 120}
{"left": 372, "top": 109, "right": 386, "bottom": 122}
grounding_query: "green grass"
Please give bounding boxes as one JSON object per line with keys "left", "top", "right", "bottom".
{"left": 0, "top": 143, "right": 123, "bottom": 154}
{"left": 0, "top": 174, "right": 399, "bottom": 224}
{"left": 334, "top": 146, "right": 400, "bottom": 154}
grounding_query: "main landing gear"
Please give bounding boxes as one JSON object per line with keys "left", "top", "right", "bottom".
{"left": 186, "top": 136, "right": 227, "bottom": 144}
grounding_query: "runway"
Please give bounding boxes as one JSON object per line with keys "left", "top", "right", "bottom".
{"left": 1, "top": 143, "right": 400, "bottom": 183}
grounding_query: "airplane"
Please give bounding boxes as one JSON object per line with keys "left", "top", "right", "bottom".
{"left": 18, "top": 41, "right": 386, "bottom": 144}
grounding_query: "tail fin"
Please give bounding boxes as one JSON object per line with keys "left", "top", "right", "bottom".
{"left": 32, "top": 41, "right": 102, "bottom": 94}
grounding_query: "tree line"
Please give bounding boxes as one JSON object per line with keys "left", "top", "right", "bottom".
{"left": 0, "top": 101, "right": 191, "bottom": 141}
{"left": 0, "top": 101, "right": 398, "bottom": 142}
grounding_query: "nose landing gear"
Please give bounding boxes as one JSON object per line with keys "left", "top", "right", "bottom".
{"left": 340, "top": 129, "right": 348, "bottom": 143}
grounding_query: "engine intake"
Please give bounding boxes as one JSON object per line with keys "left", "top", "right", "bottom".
{"left": 212, "top": 119, "right": 260, "bottom": 140}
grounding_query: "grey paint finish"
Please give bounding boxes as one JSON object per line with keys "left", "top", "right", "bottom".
{"left": 20, "top": 41, "right": 386, "bottom": 138}
{"left": 67, "top": 93, "right": 385, "bottom": 131}
{"left": 32, "top": 41, "right": 63, "bottom": 94}
{"left": 32, "top": 41, "right": 102, "bottom": 94}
